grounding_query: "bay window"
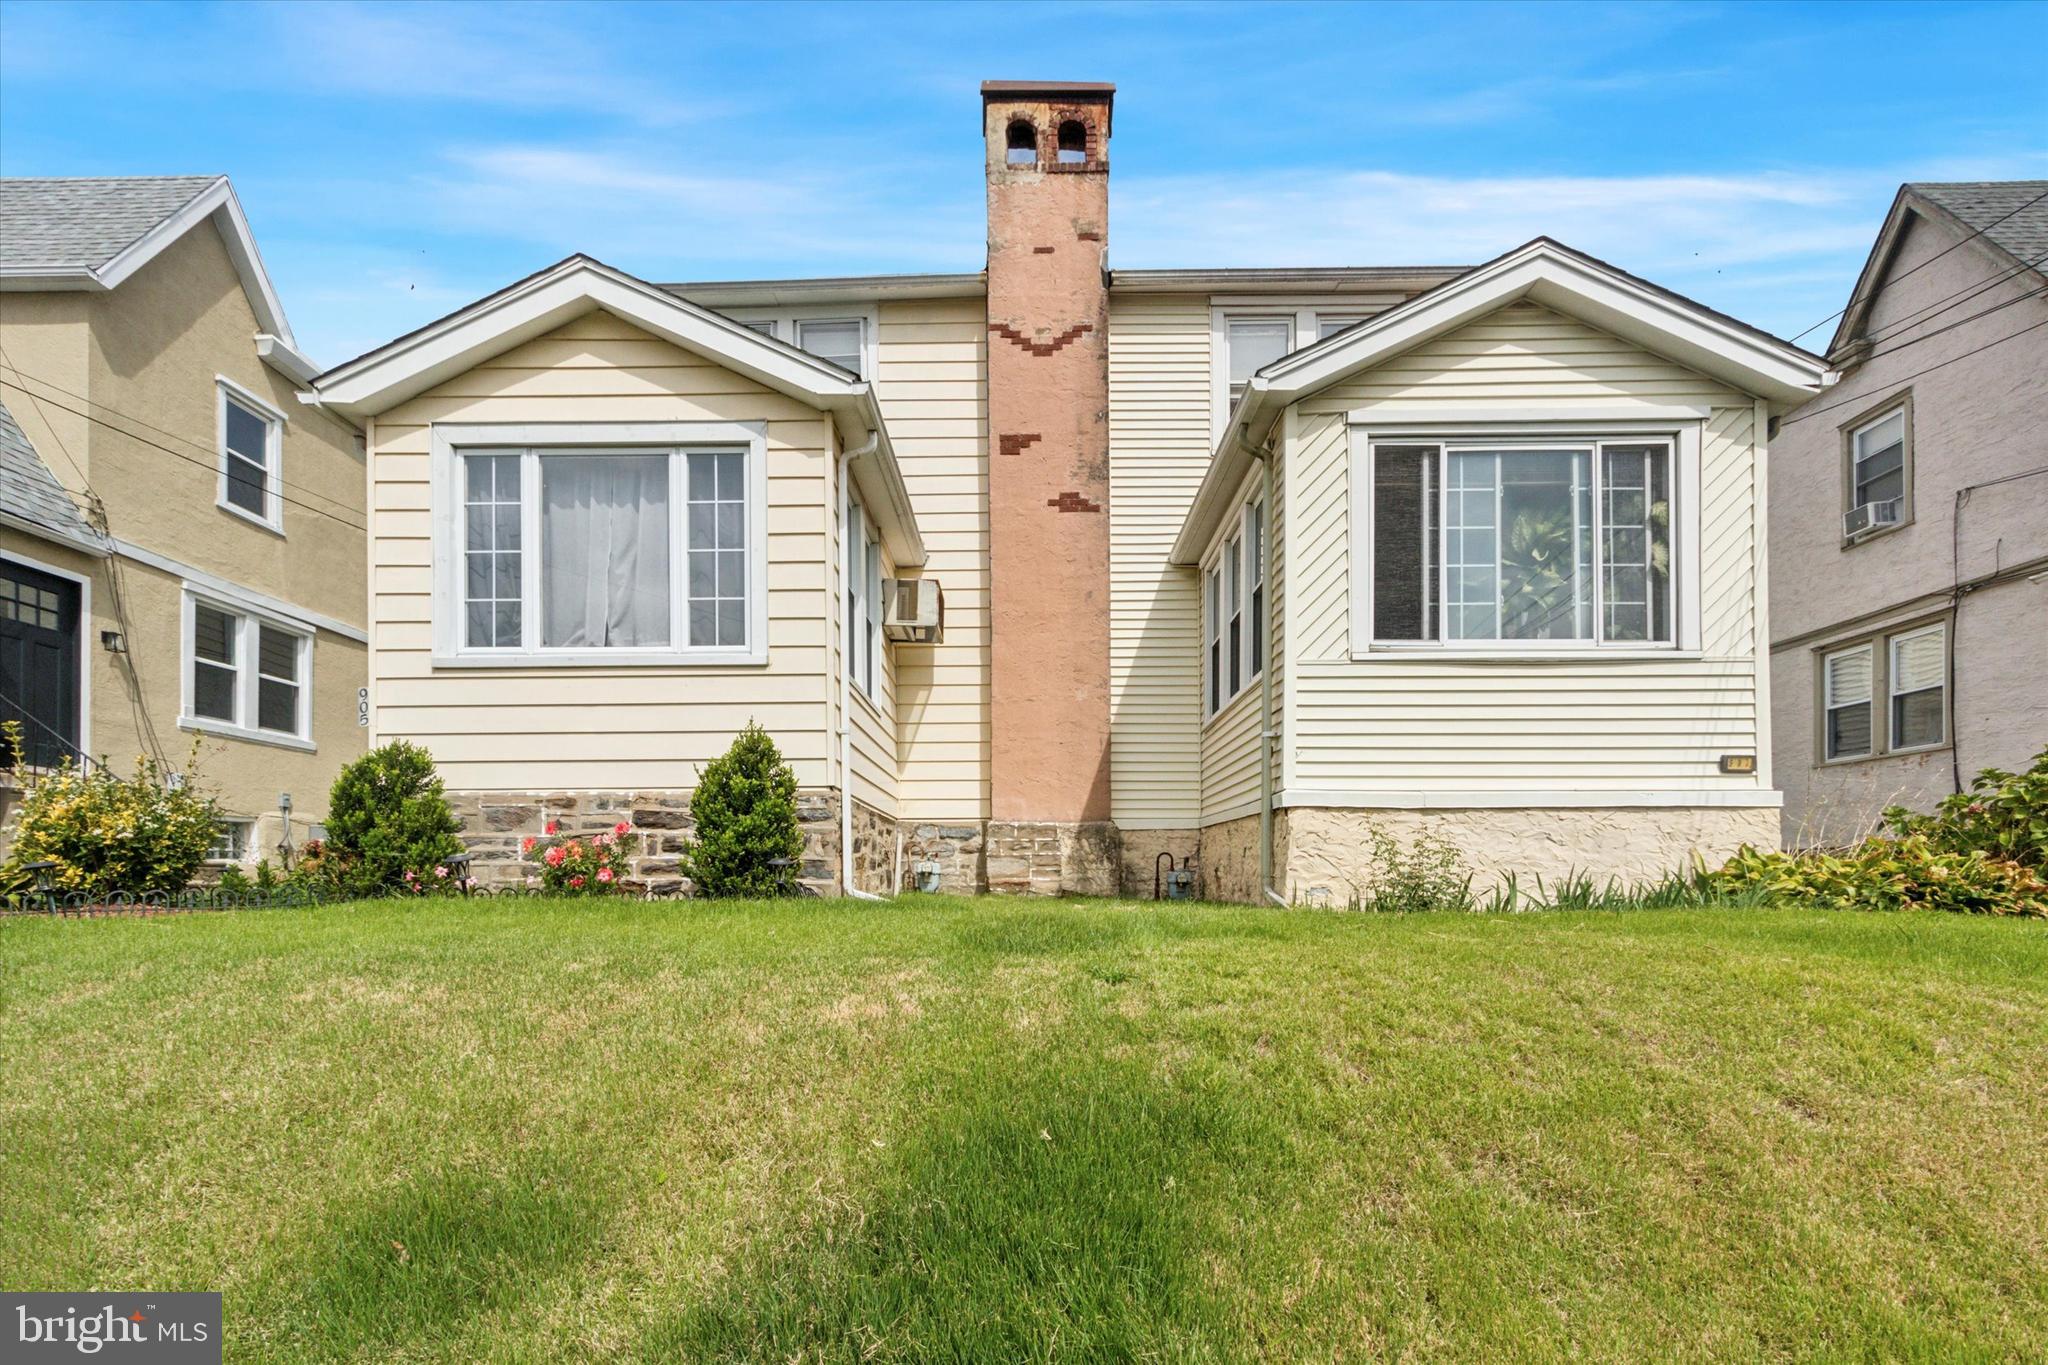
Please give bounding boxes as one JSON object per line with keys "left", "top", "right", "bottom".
{"left": 1365, "top": 437, "right": 1675, "bottom": 648}
{"left": 438, "top": 429, "right": 765, "bottom": 666}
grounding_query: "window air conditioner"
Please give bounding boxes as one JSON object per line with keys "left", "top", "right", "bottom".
{"left": 1843, "top": 498, "right": 1903, "bottom": 539}
{"left": 882, "top": 577, "right": 944, "bottom": 643}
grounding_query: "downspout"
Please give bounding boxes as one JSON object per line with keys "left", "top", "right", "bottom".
{"left": 1252, "top": 439, "right": 1286, "bottom": 908}
{"left": 838, "top": 429, "right": 886, "bottom": 901}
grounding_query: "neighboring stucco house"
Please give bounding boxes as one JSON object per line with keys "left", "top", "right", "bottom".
{"left": 1769, "top": 182, "right": 2048, "bottom": 847}
{"left": 0, "top": 176, "right": 366, "bottom": 868}
{"left": 316, "top": 82, "right": 1828, "bottom": 899}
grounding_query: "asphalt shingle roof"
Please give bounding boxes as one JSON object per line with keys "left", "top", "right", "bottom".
{"left": 0, "top": 396, "right": 103, "bottom": 547}
{"left": 1909, "top": 181, "right": 2048, "bottom": 273}
{"left": 0, "top": 175, "right": 222, "bottom": 274}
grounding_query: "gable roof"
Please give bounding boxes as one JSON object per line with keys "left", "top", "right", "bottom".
{"left": 0, "top": 396, "right": 108, "bottom": 555}
{"left": 1171, "top": 236, "right": 1831, "bottom": 564}
{"left": 1827, "top": 181, "right": 2048, "bottom": 361}
{"left": 0, "top": 175, "right": 318, "bottom": 384}
{"left": 313, "top": 253, "right": 924, "bottom": 566}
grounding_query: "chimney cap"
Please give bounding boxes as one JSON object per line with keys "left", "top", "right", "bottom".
{"left": 982, "top": 81, "right": 1114, "bottom": 134}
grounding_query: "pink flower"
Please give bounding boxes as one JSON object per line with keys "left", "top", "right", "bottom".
{"left": 403, "top": 869, "right": 416, "bottom": 882}
{"left": 544, "top": 845, "right": 566, "bottom": 868}
{"left": 569, "top": 875, "right": 585, "bottom": 889}
{"left": 522, "top": 836, "right": 537, "bottom": 853}
{"left": 545, "top": 820, "right": 559, "bottom": 835}
{"left": 568, "top": 841, "right": 583, "bottom": 857}
{"left": 434, "top": 865, "right": 448, "bottom": 878}
{"left": 596, "top": 867, "right": 614, "bottom": 883}
{"left": 613, "top": 821, "right": 632, "bottom": 836}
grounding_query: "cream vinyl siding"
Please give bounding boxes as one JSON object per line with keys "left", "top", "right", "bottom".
{"left": 1197, "top": 456, "right": 1285, "bottom": 824}
{"left": 873, "top": 296, "right": 988, "bottom": 820}
{"left": 1107, "top": 294, "right": 1211, "bottom": 829}
{"left": 1284, "top": 301, "right": 1767, "bottom": 799}
{"left": 369, "top": 310, "right": 837, "bottom": 791}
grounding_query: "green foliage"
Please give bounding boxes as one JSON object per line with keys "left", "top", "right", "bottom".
{"left": 1349, "top": 823, "right": 1476, "bottom": 912}
{"left": 1884, "top": 746, "right": 2048, "bottom": 870}
{"left": 2, "top": 723, "right": 218, "bottom": 898}
{"left": 1708, "top": 750, "right": 2048, "bottom": 918}
{"left": 1712, "top": 836, "right": 2045, "bottom": 917}
{"left": 319, "top": 741, "right": 465, "bottom": 896}
{"left": 524, "top": 819, "right": 637, "bottom": 895}
{"left": 678, "top": 722, "right": 804, "bottom": 898}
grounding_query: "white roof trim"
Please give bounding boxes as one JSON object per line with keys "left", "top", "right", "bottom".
{"left": 1170, "top": 237, "right": 1831, "bottom": 564}
{"left": 314, "top": 255, "right": 925, "bottom": 567}
{"left": 0, "top": 176, "right": 317, "bottom": 384}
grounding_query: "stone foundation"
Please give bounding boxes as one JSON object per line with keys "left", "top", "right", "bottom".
{"left": 1196, "top": 804, "right": 1780, "bottom": 905}
{"left": 445, "top": 787, "right": 846, "bottom": 897}
{"left": 901, "top": 821, "right": 986, "bottom": 894}
{"left": 984, "top": 820, "right": 1121, "bottom": 897}
{"left": 1118, "top": 827, "right": 1202, "bottom": 900}
{"left": 849, "top": 798, "right": 899, "bottom": 895}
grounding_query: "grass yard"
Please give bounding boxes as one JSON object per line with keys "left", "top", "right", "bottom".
{"left": 3, "top": 897, "right": 2044, "bottom": 1362}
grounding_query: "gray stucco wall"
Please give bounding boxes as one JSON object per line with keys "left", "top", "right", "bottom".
{"left": 1769, "top": 210, "right": 2048, "bottom": 844}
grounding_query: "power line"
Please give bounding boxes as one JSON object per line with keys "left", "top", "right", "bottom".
{"left": 1856, "top": 285, "right": 2045, "bottom": 366}
{"left": 0, "top": 380, "right": 367, "bottom": 532}
{"left": 1779, "top": 316, "right": 2048, "bottom": 429}
{"left": 0, "top": 360, "right": 363, "bottom": 520}
{"left": 1786, "top": 185, "right": 2048, "bottom": 344}
{"left": 1860, "top": 250, "right": 2047, "bottom": 349}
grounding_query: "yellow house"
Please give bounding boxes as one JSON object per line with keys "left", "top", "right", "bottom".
{"left": 1, "top": 176, "right": 366, "bottom": 868}
{"left": 311, "top": 82, "right": 1830, "bottom": 900}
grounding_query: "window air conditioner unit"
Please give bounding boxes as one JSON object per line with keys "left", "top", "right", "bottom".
{"left": 1843, "top": 498, "right": 1903, "bottom": 539}
{"left": 882, "top": 577, "right": 944, "bottom": 643}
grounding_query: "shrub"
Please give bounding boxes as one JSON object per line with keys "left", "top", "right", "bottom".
{"left": 678, "top": 722, "right": 804, "bottom": 897}
{"left": 524, "top": 819, "right": 637, "bottom": 895}
{"left": 1883, "top": 747, "right": 2048, "bottom": 871}
{"left": 1348, "top": 822, "right": 1475, "bottom": 912}
{"left": 320, "top": 741, "right": 465, "bottom": 896}
{"left": 2, "top": 726, "right": 218, "bottom": 898}
{"left": 1711, "top": 835, "right": 2045, "bottom": 917}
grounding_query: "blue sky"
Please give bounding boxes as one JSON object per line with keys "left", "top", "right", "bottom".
{"left": 3, "top": 0, "right": 2043, "bottom": 364}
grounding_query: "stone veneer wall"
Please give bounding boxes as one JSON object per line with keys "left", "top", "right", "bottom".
{"left": 849, "top": 798, "right": 899, "bottom": 895}
{"left": 984, "top": 821, "right": 1121, "bottom": 897}
{"left": 1199, "top": 805, "right": 1778, "bottom": 905}
{"left": 901, "top": 821, "right": 986, "bottom": 894}
{"left": 1117, "top": 827, "right": 1202, "bottom": 900}
{"left": 446, "top": 788, "right": 844, "bottom": 896}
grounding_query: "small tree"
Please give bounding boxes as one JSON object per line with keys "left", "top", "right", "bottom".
{"left": 679, "top": 722, "right": 804, "bottom": 897}
{"left": 321, "top": 740, "right": 465, "bottom": 895}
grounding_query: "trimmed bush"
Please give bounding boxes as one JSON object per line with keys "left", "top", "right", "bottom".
{"left": 2, "top": 727, "right": 218, "bottom": 898}
{"left": 320, "top": 741, "right": 466, "bottom": 896}
{"left": 679, "top": 723, "right": 804, "bottom": 897}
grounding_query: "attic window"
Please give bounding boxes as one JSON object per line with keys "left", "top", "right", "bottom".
{"left": 1006, "top": 120, "right": 1037, "bottom": 165}
{"left": 1057, "top": 121, "right": 1087, "bottom": 164}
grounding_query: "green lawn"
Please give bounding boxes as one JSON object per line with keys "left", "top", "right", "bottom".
{"left": 3, "top": 897, "right": 2044, "bottom": 1362}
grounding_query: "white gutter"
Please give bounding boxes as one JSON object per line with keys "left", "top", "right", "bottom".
{"left": 1254, "top": 446, "right": 1286, "bottom": 909}
{"left": 837, "top": 429, "right": 886, "bottom": 902}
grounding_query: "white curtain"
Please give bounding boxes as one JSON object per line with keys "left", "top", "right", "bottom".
{"left": 541, "top": 454, "right": 670, "bottom": 647}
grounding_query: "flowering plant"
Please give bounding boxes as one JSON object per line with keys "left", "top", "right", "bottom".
{"left": 523, "top": 818, "right": 636, "bottom": 896}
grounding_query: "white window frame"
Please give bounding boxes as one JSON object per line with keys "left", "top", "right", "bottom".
{"left": 1200, "top": 487, "right": 1269, "bottom": 723}
{"left": 847, "top": 492, "right": 882, "bottom": 700}
{"left": 719, "top": 306, "right": 877, "bottom": 380}
{"left": 215, "top": 376, "right": 286, "bottom": 534}
{"left": 428, "top": 422, "right": 769, "bottom": 668}
{"left": 1347, "top": 418, "right": 1704, "bottom": 660}
{"left": 1843, "top": 395, "right": 1913, "bottom": 538}
{"left": 1211, "top": 302, "right": 1387, "bottom": 440}
{"left": 178, "top": 588, "right": 316, "bottom": 751}
{"left": 206, "top": 819, "right": 252, "bottom": 865}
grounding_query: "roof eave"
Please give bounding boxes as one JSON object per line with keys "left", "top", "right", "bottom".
{"left": 1169, "top": 382, "right": 1275, "bottom": 565}
{"left": 0, "top": 506, "right": 111, "bottom": 558}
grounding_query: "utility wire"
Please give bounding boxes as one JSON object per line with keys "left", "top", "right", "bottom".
{"left": 0, "top": 361, "right": 364, "bottom": 525}
{"left": 1859, "top": 250, "right": 2047, "bottom": 348}
{"left": 1778, "top": 316, "right": 2048, "bottom": 428}
{"left": 1854, "top": 286, "right": 2045, "bottom": 366}
{"left": 1786, "top": 185, "right": 2048, "bottom": 344}
{"left": 0, "top": 381, "right": 367, "bottom": 532}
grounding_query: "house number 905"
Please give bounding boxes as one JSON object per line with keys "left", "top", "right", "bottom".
{"left": 357, "top": 687, "right": 370, "bottom": 728}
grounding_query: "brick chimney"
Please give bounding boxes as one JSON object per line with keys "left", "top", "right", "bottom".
{"left": 981, "top": 80, "right": 1119, "bottom": 896}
